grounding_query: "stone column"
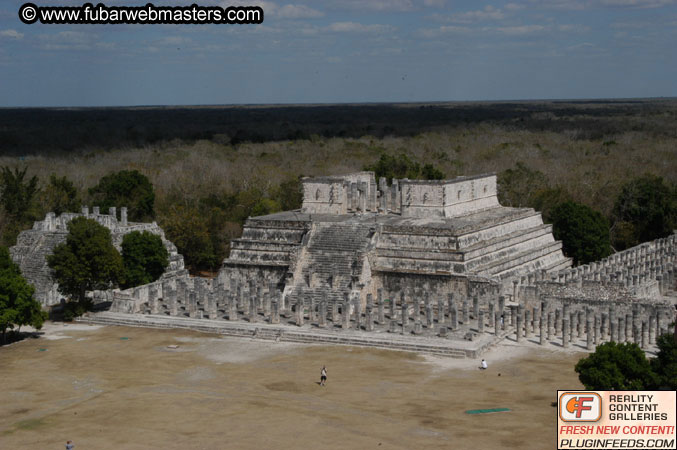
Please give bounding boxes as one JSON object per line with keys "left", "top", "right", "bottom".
{"left": 437, "top": 297, "right": 445, "bottom": 325}
{"left": 641, "top": 320, "right": 648, "bottom": 349}
{"left": 586, "top": 316, "right": 594, "bottom": 350}
{"left": 525, "top": 309, "right": 532, "bottom": 338}
{"left": 625, "top": 314, "right": 633, "bottom": 344}
{"left": 188, "top": 292, "right": 197, "bottom": 318}
{"left": 562, "top": 318, "right": 570, "bottom": 348}
{"left": 332, "top": 302, "right": 339, "bottom": 326}
{"left": 478, "top": 310, "right": 485, "bottom": 333}
{"left": 618, "top": 317, "right": 625, "bottom": 343}
{"left": 649, "top": 315, "right": 656, "bottom": 344}
{"left": 489, "top": 303, "right": 495, "bottom": 331}
{"left": 594, "top": 315, "right": 601, "bottom": 346}
{"left": 389, "top": 292, "right": 396, "bottom": 319}
{"left": 249, "top": 296, "right": 257, "bottom": 323}
{"left": 472, "top": 296, "right": 479, "bottom": 319}
{"left": 354, "top": 297, "right": 362, "bottom": 331}
{"left": 447, "top": 293, "right": 455, "bottom": 326}
{"left": 209, "top": 292, "right": 218, "bottom": 319}
{"left": 516, "top": 312, "right": 522, "bottom": 342}
{"left": 342, "top": 300, "right": 350, "bottom": 329}
{"left": 462, "top": 299, "right": 469, "bottom": 325}
{"left": 426, "top": 302, "right": 434, "bottom": 329}
{"left": 296, "top": 299, "right": 304, "bottom": 326}
{"left": 229, "top": 295, "right": 238, "bottom": 321}
{"left": 495, "top": 311, "right": 501, "bottom": 336}
{"left": 271, "top": 299, "right": 280, "bottom": 324}
{"left": 450, "top": 304, "right": 458, "bottom": 331}
{"left": 366, "top": 304, "right": 374, "bottom": 332}
{"left": 547, "top": 312, "right": 554, "bottom": 341}
{"left": 610, "top": 314, "right": 617, "bottom": 342}
{"left": 555, "top": 309, "right": 562, "bottom": 336}
{"left": 377, "top": 289, "right": 385, "bottom": 324}
{"left": 401, "top": 298, "right": 409, "bottom": 334}
{"left": 318, "top": 300, "right": 327, "bottom": 328}
{"left": 413, "top": 296, "right": 421, "bottom": 325}
{"left": 539, "top": 313, "right": 545, "bottom": 345}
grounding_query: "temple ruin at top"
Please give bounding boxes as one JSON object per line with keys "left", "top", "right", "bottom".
{"left": 10, "top": 172, "right": 676, "bottom": 357}
{"left": 224, "top": 171, "right": 571, "bottom": 305}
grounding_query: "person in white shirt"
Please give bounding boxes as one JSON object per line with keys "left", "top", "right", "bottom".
{"left": 480, "top": 359, "right": 488, "bottom": 370}
{"left": 320, "top": 366, "right": 327, "bottom": 386}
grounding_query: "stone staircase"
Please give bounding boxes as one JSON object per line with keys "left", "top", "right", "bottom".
{"left": 284, "top": 222, "right": 375, "bottom": 306}
{"left": 225, "top": 219, "right": 308, "bottom": 267}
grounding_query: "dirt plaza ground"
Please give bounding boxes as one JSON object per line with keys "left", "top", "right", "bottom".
{"left": 1, "top": 322, "right": 585, "bottom": 449}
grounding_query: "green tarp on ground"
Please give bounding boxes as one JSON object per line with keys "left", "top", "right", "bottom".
{"left": 465, "top": 408, "right": 510, "bottom": 415}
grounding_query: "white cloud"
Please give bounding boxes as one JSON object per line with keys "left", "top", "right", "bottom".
{"left": 445, "top": 5, "right": 505, "bottom": 23}
{"left": 327, "top": 22, "right": 394, "bottom": 33}
{"left": 598, "top": 0, "right": 676, "bottom": 7}
{"left": 277, "top": 4, "right": 324, "bottom": 18}
{"left": 495, "top": 24, "right": 547, "bottom": 35}
{"left": 0, "top": 29, "right": 23, "bottom": 40}
{"left": 339, "top": 0, "right": 415, "bottom": 11}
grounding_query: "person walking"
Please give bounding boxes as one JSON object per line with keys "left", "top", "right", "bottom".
{"left": 320, "top": 366, "right": 327, "bottom": 386}
{"left": 480, "top": 359, "right": 488, "bottom": 370}
{"left": 66, "top": 440, "right": 74, "bottom": 450}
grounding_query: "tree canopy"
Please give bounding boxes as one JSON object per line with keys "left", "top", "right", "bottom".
{"left": 0, "top": 246, "right": 45, "bottom": 343}
{"left": 41, "top": 174, "right": 80, "bottom": 216}
{"left": 121, "top": 231, "right": 169, "bottom": 289}
{"left": 612, "top": 175, "right": 677, "bottom": 250}
{"left": 47, "top": 217, "right": 123, "bottom": 303}
{"left": 88, "top": 170, "right": 155, "bottom": 222}
{"left": 550, "top": 201, "right": 611, "bottom": 265}
{"left": 575, "top": 342, "right": 659, "bottom": 390}
{"left": 650, "top": 332, "right": 677, "bottom": 390}
{"left": 364, "top": 153, "right": 444, "bottom": 183}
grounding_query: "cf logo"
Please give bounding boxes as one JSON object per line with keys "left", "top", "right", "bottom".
{"left": 559, "top": 392, "right": 602, "bottom": 422}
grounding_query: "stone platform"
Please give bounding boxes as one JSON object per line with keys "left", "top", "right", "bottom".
{"left": 76, "top": 311, "right": 508, "bottom": 358}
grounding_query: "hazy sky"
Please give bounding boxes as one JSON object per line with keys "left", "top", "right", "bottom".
{"left": 1, "top": 0, "right": 676, "bottom": 106}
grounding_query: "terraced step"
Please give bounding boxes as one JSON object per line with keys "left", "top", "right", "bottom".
{"left": 76, "top": 312, "right": 484, "bottom": 358}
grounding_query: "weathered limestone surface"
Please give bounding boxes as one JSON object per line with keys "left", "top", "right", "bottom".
{"left": 10, "top": 207, "right": 186, "bottom": 306}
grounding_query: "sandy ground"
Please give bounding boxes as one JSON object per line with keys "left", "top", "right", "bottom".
{"left": 0, "top": 322, "right": 586, "bottom": 449}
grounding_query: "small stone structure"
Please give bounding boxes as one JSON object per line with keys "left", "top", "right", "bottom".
{"left": 10, "top": 206, "right": 186, "bottom": 306}
{"left": 12, "top": 172, "right": 677, "bottom": 357}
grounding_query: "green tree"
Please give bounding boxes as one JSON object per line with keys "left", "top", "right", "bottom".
{"left": 47, "top": 217, "right": 123, "bottom": 305}
{"left": 41, "top": 174, "right": 81, "bottom": 215}
{"left": 88, "top": 170, "right": 155, "bottom": 222}
{"left": 650, "top": 332, "right": 677, "bottom": 390}
{"left": 497, "top": 162, "right": 548, "bottom": 208}
{"left": 121, "top": 231, "right": 169, "bottom": 289}
{"left": 0, "top": 166, "right": 40, "bottom": 220}
{"left": 550, "top": 201, "right": 611, "bottom": 265}
{"left": 364, "top": 153, "right": 444, "bottom": 183}
{"left": 0, "top": 247, "right": 46, "bottom": 343}
{"left": 272, "top": 177, "right": 303, "bottom": 211}
{"left": 160, "top": 205, "right": 217, "bottom": 271}
{"left": 0, "top": 167, "right": 41, "bottom": 246}
{"left": 575, "top": 342, "right": 658, "bottom": 390}
{"left": 612, "top": 174, "right": 677, "bottom": 249}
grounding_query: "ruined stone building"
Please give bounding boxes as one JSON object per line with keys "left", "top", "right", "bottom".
{"left": 10, "top": 206, "right": 185, "bottom": 306}
{"left": 11, "top": 172, "right": 676, "bottom": 356}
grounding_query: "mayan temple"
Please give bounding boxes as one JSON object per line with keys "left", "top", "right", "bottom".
{"left": 224, "top": 171, "right": 572, "bottom": 308}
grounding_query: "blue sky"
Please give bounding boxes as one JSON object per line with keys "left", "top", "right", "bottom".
{"left": 1, "top": 0, "right": 676, "bottom": 106}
